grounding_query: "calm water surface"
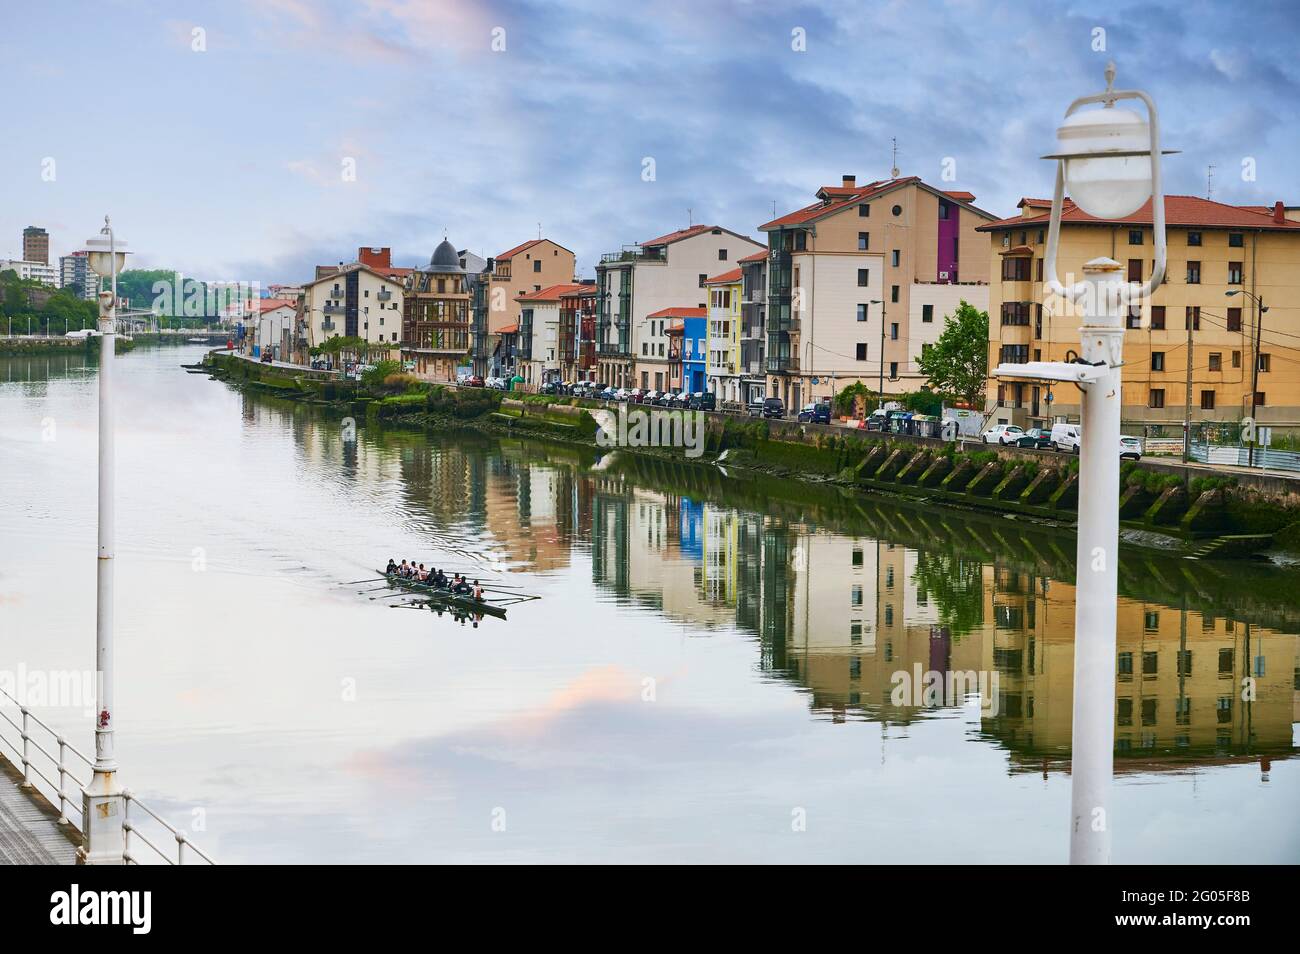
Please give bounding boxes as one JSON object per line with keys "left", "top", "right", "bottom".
{"left": 1, "top": 344, "right": 1297, "bottom": 863}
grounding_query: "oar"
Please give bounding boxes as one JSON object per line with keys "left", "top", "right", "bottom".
{"left": 344, "top": 576, "right": 385, "bottom": 585}
{"left": 370, "top": 592, "right": 411, "bottom": 601}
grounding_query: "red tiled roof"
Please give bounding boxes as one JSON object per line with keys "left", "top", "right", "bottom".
{"left": 498, "top": 322, "right": 519, "bottom": 334}
{"left": 761, "top": 177, "right": 922, "bottom": 229}
{"left": 646, "top": 306, "right": 706, "bottom": 319}
{"left": 559, "top": 284, "right": 598, "bottom": 297}
{"left": 703, "top": 268, "right": 742, "bottom": 285}
{"left": 257, "top": 298, "right": 298, "bottom": 312}
{"left": 977, "top": 195, "right": 1300, "bottom": 232}
{"left": 515, "top": 282, "right": 590, "bottom": 301}
{"left": 495, "top": 238, "right": 575, "bottom": 261}
{"left": 738, "top": 249, "right": 768, "bottom": 263}
{"left": 640, "top": 224, "right": 715, "bottom": 247}
{"left": 665, "top": 321, "right": 684, "bottom": 333}
{"left": 944, "top": 190, "right": 976, "bottom": 202}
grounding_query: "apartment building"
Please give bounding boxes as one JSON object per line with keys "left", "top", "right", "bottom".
{"left": 59, "top": 252, "right": 97, "bottom": 300}
{"left": 758, "top": 175, "right": 994, "bottom": 409}
{"left": 737, "top": 249, "right": 768, "bottom": 404}
{"left": 517, "top": 282, "right": 592, "bottom": 389}
{"left": 303, "top": 262, "right": 404, "bottom": 353}
{"left": 558, "top": 283, "right": 599, "bottom": 381}
{"left": 644, "top": 306, "right": 703, "bottom": 393}
{"left": 22, "top": 226, "right": 49, "bottom": 265}
{"left": 485, "top": 239, "right": 576, "bottom": 334}
{"left": 595, "top": 225, "right": 764, "bottom": 389}
{"left": 251, "top": 298, "right": 298, "bottom": 360}
{"left": 402, "top": 239, "right": 472, "bottom": 382}
{"left": 0, "top": 258, "right": 59, "bottom": 287}
{"left": 704, "top": 269, "right": 742, "bottom": 404}
{"left": 980, "top": 196, "right": 1300, "bottom": 429}
{"left": 679, "top": 312, "right": 707, "bottom": 394}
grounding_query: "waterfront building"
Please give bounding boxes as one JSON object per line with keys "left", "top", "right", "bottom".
{"left": 558, "top": 283, "right": 599, "bottom": 382}
{"left": 496, "top": 321, "right": 520, "bottom": 382}
{"left": 680, "top": 312, "right": 707, "bottom": 393}
{"left": 516, "top": 282, "right": 591, "bottom": 389}
{"left": 737, "top": 249, "right": 768, "bottom": 405}
{"left": 643, "top": 307, "right": 703, "bottom": 394}
{"left": 759, "top": 175, "right": 994, "bottom": 408}
{"left": 251, "top": 298, "right": 298, "bottom": 360}
{"left": 402, "top": 239, "right": 471, "bottom": 382}
{"left": 22, "top": 226, "right": 48, "bottom": 265}
{"left": 596, "top": 225, "right": 764, "bottom": 389}
{"left": 303, "top": 262, "right": 405, "bottom": 355}
{"left": 980, "top": 196, "right": 1300, "bottom": 430}
{"left": 704, "top": 269, "right": 743, "bottom": 404}
{"left": 485, "top": 239, "right": 576, "bottom": 335}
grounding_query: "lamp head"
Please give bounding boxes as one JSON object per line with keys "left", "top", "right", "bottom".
{"left": 83, "top": 230, "right": 129, "bottom": 278}
{"left": 1054, "top": 106, "right": 1152, "bottom": 220}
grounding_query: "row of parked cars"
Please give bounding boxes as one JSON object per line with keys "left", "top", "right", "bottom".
{"left": 981, "top": 423, "right": 1143, "bottom": 460}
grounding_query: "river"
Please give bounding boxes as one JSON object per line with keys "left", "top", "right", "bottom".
{"left": 1, "top": 343, "right": 1297, "bottom": 863}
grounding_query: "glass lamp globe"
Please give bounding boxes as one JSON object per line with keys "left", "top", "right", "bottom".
{"left": 83, "top": 234, "right": 129, "bottom": 277}
{"left": 1056, "top": 107, "right": 1152, "bottom": 220}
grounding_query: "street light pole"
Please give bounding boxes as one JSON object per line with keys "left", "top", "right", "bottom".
{"left": 81, "top": 216, "right": 130, "bottom": 864}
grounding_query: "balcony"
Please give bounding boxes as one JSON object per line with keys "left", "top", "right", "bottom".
{"left": 598, "top": 341, "right": 630, "bottom": 356}
{"left": 321, "top": 319, "right": 336, "bottom": 332}
{"left": 766, "top": 355, "right": 798, "bottom": 373}
{"left": 378, "top": 289, "right": 392, "bottom": 301}
{"left": 323, "top": 302, "right": 344, "bottom": 315}
{"left": 599, "top": 246, "right": 666, "bottom": 265}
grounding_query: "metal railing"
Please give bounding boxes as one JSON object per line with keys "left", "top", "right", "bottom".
{"left": 0, "top": 685, "right": 216, "bottom": 865}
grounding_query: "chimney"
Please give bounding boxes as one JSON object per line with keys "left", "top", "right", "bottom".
{"left": 842, "top": 175, "right": 856, "bottom": 189}
{"left": 1275, "top": 201, "right": 1286, "bottom": 224}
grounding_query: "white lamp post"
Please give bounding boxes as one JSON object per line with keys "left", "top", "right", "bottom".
{"left": 81, "top": 215, "right": 130, "bottom": 864}
{"left": 993, "top": 62, "right": 1170, "bottom": 864}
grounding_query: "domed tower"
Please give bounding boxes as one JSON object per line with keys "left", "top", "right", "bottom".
{"left": 402, "top": 237, "right": 472, "bottom": 382}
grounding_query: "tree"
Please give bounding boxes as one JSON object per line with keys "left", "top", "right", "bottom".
{"left": 914, "top": 299, "right": 989, "bottom": 406}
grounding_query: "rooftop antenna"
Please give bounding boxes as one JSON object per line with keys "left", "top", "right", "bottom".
{"left": 890, "top": 137, "right": 900, "bottom": 179}
{"left": 1206, "top": 163, "right": 1216, "bottom": 199}
{"left": 688, "top": 207, "right": 693, "bottom": 227}
{"left": 537, "top": 222, "right": 542, "bottom": 240}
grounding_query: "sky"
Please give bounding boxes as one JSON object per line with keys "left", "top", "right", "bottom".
{"left": 2, "top": 0, "right": 1298, "bottom": 289}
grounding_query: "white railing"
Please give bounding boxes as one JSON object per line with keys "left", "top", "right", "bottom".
{"left": 0, "top": 686, "right": 216, "bottom": 865}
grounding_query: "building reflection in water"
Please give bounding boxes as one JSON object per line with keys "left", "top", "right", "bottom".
{"left": 288, "top": 411, "right": 1299, "bottom": 773}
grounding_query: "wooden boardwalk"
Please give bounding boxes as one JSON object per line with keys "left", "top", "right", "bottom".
{"left": 0, "top": 753, "right": 78, "bottom": 865}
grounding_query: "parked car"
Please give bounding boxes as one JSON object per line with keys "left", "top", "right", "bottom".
{"left": 668, "top": 391, "right": 690, "bottom": 408}
{"left": 1050, "top": 422, "right": 1082, "bottom": 454}
{"left": 865, "top": 409, "right": 887, "bottom": 431}
{"left": 466, "top": 375, "right": 485, "bottom": 388}
{"left": 761, "top": 397, "right": 785, "bottom": 419}
{"left": 1014, "top": 427, "right": 1054, "bottom": 449}
{"left": 653, "top": 391, "right": 673, "bottom": 407}
{"left": 1119, "top": 435, "right": 1143, "bottom": 460}
{"left": 260, "top": 350, "right": 274, "bottom": 363}
{"left": 65, "top": 328, "right": 98, "bottom": 339}
{"left": 982, "top": 423, "right": 1025, "bottom": 445}
{"left": 797, "top": 402, "right": 832, "bottom": 424}
{"left": 686, "top": 391, "right": 716, "bottom": 412}
{"left": 642, "top": 389, "right": 660, "bottom": 405}
{"left": 746, "top": 397, "right": 766, "bottom": 417}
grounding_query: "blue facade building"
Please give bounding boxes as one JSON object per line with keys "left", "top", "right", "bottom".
{"left": 681, "top": 316, "right": 707, "bottom": 393}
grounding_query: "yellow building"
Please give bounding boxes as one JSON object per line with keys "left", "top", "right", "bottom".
{"left": 981, "top": 196, "right": 1300, "bottom": 430}
{"left": 704, "top": 268, "right": 742, "bottom": 404}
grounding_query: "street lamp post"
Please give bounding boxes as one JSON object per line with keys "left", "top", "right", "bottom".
{"left": 1225, "top": 289, "right": 1269, "bottom": 466}
{"left": 81, "top": 216, "right": 130, "bottom": 865}
{"left": 993, "top": 62, "right": 1170, "bottom": 864}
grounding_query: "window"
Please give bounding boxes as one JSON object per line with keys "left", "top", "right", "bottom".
{"left": 858, "top": 232, "right": 869, "bottom": 250}
{"left": 794, "top": 231, "right": 807, "bottom": 250}
{"left": 1117, "top": 698, "right": 1133, "bottom": 725}
{"left": 1227, "top": 307, "right": 1242, "bottom": 332}
{"left": 1126, "top": 306, "right": 1142, "bottom": 329}
{"left": 891, "top": 204, "right": 902, "bottom": 216}
{"left": 855, "top": 343, "right": 867, "bottom": 361}
{"left": 1187, "top": 231, "right": 1202, "bottom": 246}
{"left": 857, "top": 268, "right": 869, "bottom": 287}
{"left": 1035, "top": 303, "right": 1043, "bottom": 338}
{"left": 1000, "top": 344, "right": 1029, "bottom": 364}
{"left": 1002, "top": 257, "right": 1031, "bottom": 281}
{"left": 1232, "top": 350, "right": 1241, "bottom": 368}
{"left": 858, "top": 203, "right": 870, "bottom": 217}
{"left": 1118, "top": 653, "right": 1134, "bottom": 676}
{"left": 890, "top": 285, "right": 899, "bottom": 303}
{"left": 1036, "top": 258, "right": 1043, "bottom": 281}
{"left": 1186, "top": 261, "right": 1200, "bottom": 284}
{"left": 851, "top": 548, "right": 863, "bottom": 567}
{"left": 1142, "top": 698, "right": 1158, "bottom": 725}
{"left": 1000, "top": 302, "right": 1031, "bottom": 326}
{"left": 698, "top": 273, "right": 707, "bottom": 287}
{"left": 1150, "top": 306, "right": 1166, "bottom": 330}
{"left": 889, "top": 361, "right": 898, "bottom": 378}
{"left": 1228, "top": 261, "right": 1243, "bottom": 284}
{"left": 1229, "top": 232, "right": 1244, "bottom": 247}
{"left": 1127, "top": 259, "right": 1143, "bottom": 282}
{"left": 1258, "top": 353, "right": 1271, "bottom": 372}
{"left": 857, "top": 303, "right": 868, "bottom": 322}
{"left": 1201, "top": 390, "right": 1216, "bottom": 410}
{"left": 922, "top": 304, "right": 934, "bottom": 323}
{"left": 1208, "top": 352, "right": 1221, "bottom": 372}
{"left": 890, "top": 322, "right": 899, "bottom": 340}
{"left": 718, "top": 249, "right": 727, "bottom": 261}
{"left": 1151, "top": 352, "right": 1165, "bottom": 371}
{"left": 1149, "top": 388, "right": 1165, "bottom": 408}
{"left": 533, "top": 259, "right": 541, "bottom": 273}
{"left": 1185, "top": 306, "right": 1200, "bottom": 330}
{"left": 1255, "top": 391, "right": 1266, "bottom": 406}
{"left": 1128, "top": 229, "right": 1143, "bottom": 245}
{"left": 1144, "top": 611, "right": 1160, "bottom": 632}
{"left": 1143, "top": 649, "right": 1159, "bottom": 674}
{"left": 1218, "top": 648, "right": 1234, "bottom": 675}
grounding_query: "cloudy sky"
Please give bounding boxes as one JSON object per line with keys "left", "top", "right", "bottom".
{"left": 3, "top": 0, "right": 1297, "bottom": 287}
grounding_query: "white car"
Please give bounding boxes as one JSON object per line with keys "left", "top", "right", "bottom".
{"left": 1050, "top": 422, "right": 1082, "bottom": 453}
{"left": 65, "top": 329, "right": 98, "bottom": 339}
{"left": 982, "top": 424, "right": 1025, "bottom": 445}
{"left": 1119, "top": 435, "right": 1143, "bottom": 460}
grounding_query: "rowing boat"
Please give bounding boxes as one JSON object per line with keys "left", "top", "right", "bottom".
{"left": 375, "top": 570, "right": 508, "bottom": 619}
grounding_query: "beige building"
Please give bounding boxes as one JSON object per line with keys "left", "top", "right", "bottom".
{"left": 759, "top": 175, "right": 995, "bottom": 408}
{"left": 485, "top": 239, "right": 576, "bottom": 335}
{"left": 303, "top": 263, "right": 404, "bottom": 354}
{"left": 515, "top": 282, "right": 588, "bottom": 389}
{"left": 595, "top": 225, "right": 764, "bottom": 389}
{"left": 403, "top": 239, "right": 471, "bottom": 382}
{"left": 981, "top": 196, "right": 1300, "bottom": 430}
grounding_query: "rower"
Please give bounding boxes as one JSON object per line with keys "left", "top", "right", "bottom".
{"left": 398, "top": 559, "right": 409, "bottom": 577}
{"left": 472, "top": 580, "right": 484, "bottom": 600}
{"left": 434, "top": 568, "right": 448, "bottom": 588}
{"left": 417, "top": 563, "right": 428, "bottom": 581}
{"left": 386, "top": 558, "right": 398, "bottom": 575}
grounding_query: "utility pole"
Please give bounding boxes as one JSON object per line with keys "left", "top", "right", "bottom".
{"left": 1183, "top": 310, "right": 1193, "bottom": 461}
